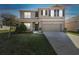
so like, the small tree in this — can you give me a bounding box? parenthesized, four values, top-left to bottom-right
(0, 13, 18, 38)
(15, 24, 20, 33)
(15, 23, 27, 33)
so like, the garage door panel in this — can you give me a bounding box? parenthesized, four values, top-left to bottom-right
(42, 24, 62, 32)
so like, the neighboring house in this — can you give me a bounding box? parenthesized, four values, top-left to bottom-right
(19, 5, 65, 32)
(0, 19, 3, 28)
(65, 16, 79, 32)
(0, 18, 10, 30)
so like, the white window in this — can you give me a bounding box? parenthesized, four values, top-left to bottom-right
(24, 12, 31, 18)
(51, 10, 54, 17)
(24, 23, 31, 30)
(59, 10, 63, 17)
(43, 10, 46, 16)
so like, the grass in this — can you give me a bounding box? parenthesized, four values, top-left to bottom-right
(0, 31, 56, 55)
(66, 31, 79, 35)
(0, 30, 9, 33)
(0, 29, 15, 33)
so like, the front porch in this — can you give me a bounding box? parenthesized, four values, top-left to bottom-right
(24, 22, 40, 32)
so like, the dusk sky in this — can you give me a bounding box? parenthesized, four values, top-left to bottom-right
(0, 4, 79, 19)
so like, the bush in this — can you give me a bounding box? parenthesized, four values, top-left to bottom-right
(64, 28, 67, 32)
(15, 23, 27, 33)
(77, 29, 79, 32)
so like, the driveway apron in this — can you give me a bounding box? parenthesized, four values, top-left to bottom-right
(44, 32, 79, 55)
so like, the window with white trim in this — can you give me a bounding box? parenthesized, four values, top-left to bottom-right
(43, 10, 45, 16)
(59, 10, 63, 17)
(24, 23, 31, 30)
(41, 10, 48, 16)
(24, 12, 31, 18)
(51, 10, 54, 17)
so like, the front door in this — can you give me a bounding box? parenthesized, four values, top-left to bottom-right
(35, 24, 39, 31)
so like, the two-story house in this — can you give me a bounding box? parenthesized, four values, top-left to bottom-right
(19, 5, 65, 32)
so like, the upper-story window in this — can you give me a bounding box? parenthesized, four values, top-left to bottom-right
(24, 12, 31, 18)
(43, 10, 45, 16)
(59, 10, 63, 17)
(41, 10, 47, 16)
(49, 9, 64, 17)
(51, 10, 54, 17)
(35, 12, 38, 17)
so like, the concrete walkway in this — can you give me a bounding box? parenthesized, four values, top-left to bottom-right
(44, 32, 79, 55)
(67, 33, 79, 49)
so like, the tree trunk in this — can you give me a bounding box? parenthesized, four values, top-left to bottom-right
(8, 26, 11, 39)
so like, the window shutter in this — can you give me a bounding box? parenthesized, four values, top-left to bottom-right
(41, 10, 43, 15)
(49, 10, 51, 16)
(45, 10, 47, 15)
(54, 10, 56, 17)
(57, 9, 59, 16)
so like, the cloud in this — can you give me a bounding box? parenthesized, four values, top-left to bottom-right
(65, 14, 76, 20)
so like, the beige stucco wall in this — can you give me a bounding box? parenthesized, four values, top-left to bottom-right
(39, 18, 64, 21)
(19, 19, 39, 23)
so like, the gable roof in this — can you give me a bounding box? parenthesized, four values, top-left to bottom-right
(50, 5, 64, 9)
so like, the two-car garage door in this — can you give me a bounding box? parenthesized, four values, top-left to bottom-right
(42, 23, 63, 32)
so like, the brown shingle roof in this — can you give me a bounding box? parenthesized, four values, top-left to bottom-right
(52, 5, 64, 9)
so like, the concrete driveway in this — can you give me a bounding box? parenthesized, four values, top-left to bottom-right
(43, 32, 79, 55)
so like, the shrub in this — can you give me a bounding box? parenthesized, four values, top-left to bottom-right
(15, 23, 27, 33)
(77, 29, 79, 33)
(64, 28, 67, 32)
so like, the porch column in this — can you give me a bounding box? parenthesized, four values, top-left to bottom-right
(30, 22, 33, 31)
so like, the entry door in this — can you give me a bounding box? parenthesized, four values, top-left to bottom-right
(35, 24, 39, 31)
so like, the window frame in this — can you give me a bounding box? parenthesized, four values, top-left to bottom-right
(51, 10, 54, 17)
(49, 10, 51, 16)
(35, 11, 38, 17)
(41, 10, 43, 15)
(57, 9, 59, 17)
(59, 10, 63, 17)
(43, 10, 46, 16)
(45, 10, 47, 16)
(54, 10, 56, 17)
(24, 12, 31, 18)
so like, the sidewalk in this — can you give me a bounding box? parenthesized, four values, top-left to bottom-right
(67, 33, 79, 48)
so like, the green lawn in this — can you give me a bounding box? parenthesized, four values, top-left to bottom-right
(67, 31, 79, 35)
(0, 31, 56, 55)
(0, 29, 15, 33)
